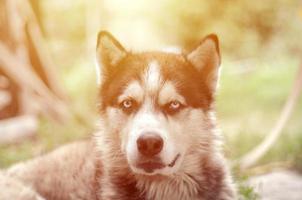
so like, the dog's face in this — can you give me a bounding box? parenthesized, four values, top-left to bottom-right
(96, 32, 221, 176)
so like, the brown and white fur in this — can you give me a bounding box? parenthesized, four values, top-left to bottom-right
(1, 31, 236, 200)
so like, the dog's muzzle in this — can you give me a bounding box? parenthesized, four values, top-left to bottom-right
(135, 132, 164, 172)
(134, 132, 181, 174)
(135, 153, 181, 173)
(136, 132, 163, 157)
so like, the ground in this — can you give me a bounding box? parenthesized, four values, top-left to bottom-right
(248, 170, 302, 200)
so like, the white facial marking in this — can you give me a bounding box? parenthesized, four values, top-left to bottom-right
(144, 61, 161, 92)
(118, 81, 144, 104)
(158, 82, 186, 106)
(126, 109, 178, 175)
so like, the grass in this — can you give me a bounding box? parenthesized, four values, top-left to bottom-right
(0, 61, 98, 168)
(217, 57, 302, 170)
(238, 177, 260, 200)
(217, 57, 302, 199)
(0, 56, 301, 199)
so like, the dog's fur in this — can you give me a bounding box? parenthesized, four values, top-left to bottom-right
(1, 32, 236, 200)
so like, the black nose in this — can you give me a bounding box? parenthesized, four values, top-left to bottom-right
(137, 132, 163, 157)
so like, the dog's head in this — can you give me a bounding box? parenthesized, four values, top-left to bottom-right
(96, 31, 221, 176)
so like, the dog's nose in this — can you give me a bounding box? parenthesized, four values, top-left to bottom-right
(137, 132, 163, 157)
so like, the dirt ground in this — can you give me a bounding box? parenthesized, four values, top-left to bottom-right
(248, 170, 302, 200)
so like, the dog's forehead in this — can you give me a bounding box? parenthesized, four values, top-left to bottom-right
(99, 52, 212, 110)
(118, 69, 187, 107)
(122, 52, 188, 74)
(116, 53, 186, 103)
(143, 60, 162, 92)
(114, 52, 189, 91)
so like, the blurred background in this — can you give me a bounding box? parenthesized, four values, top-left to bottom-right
(0, 0, 302, 199)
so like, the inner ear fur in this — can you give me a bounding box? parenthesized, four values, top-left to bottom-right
(96, 31, 127, 73)
(187, 34, 221, 92)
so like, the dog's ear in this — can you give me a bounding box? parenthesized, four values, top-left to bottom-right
(96, 31, 127, 82)
(187, 34, 221, 92)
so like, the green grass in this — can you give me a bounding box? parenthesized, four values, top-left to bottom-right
(217, 58, 302, 170)
(0, 62, 98, 168)
(238, 177, 260, 200)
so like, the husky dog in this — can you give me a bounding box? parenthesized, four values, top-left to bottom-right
(2, 31, 236, 200)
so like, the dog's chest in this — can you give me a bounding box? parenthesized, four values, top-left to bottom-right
(136, 175, 201, 200)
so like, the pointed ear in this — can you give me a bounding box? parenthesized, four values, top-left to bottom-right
(96, 31, 127, 81)
(187, 34, 221, 92)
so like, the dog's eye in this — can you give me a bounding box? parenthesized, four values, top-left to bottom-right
(120, 99, 136, 113)
(169, 101, 181, 109)
(164, 100, 183, 114)
(121, 99, 133, 108)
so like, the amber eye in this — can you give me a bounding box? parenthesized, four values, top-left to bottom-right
(121, 99, 133, 109)
(119, 99, 138, 114)
(169, 101, 181, 110)
(164, 100, 183, 114)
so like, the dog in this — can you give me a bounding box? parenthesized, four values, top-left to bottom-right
(2, 31, 236, 200)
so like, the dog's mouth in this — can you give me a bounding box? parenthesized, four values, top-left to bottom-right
(136, 161, 165, 173)
(168, 153, 180, 167)
(136, 153, 181, 173)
